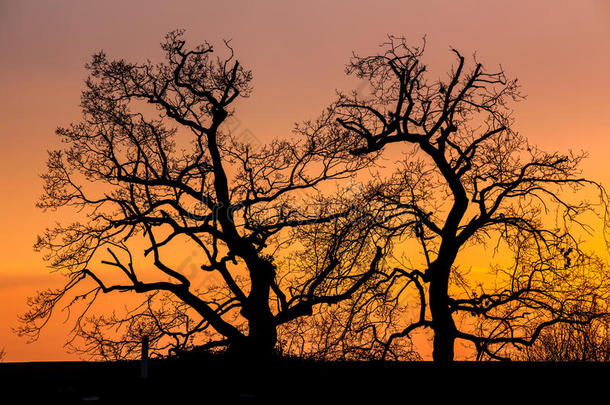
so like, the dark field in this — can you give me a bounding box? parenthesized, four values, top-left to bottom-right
(0, 358, 607, 403)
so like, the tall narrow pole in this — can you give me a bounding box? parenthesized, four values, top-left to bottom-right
(141, 335, 149, 379)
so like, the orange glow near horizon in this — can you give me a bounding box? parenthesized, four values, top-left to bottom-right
(1, 0, 610, 362)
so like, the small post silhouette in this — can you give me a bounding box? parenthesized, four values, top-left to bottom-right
(141, 335, 149, 379)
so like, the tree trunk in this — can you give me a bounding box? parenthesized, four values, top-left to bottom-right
(429, 262, 457, 364)
(233, 259, 278, 361)
(247, 312, 277, 359)
(227, 320, 277, 361)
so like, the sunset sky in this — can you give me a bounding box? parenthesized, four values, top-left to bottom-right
(1, 0, 610, 362)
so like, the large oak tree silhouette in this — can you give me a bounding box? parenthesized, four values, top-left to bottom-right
(329, 36, 610, 363)
(19, 30, 387, 360)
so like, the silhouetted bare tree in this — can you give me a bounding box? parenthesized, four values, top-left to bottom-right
(518, 311, 610, 361)
(330, 36, 610, 362)
(18, 30, 386, 360)
(275, 200, 422, 361)
(273, 180, 427, 361)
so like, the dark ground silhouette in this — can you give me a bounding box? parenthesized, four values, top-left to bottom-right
(0, 357, 607, 403)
